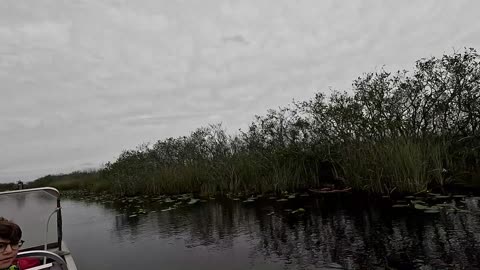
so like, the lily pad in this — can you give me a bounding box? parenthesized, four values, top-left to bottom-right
(414, 204, 429, 210)
(434, 195, 451, 199)
(424, 209, 440, 214)
(188, 198, 200, 205)
(276, 198, 288, 202)
(288, 195, 296, 199)
(292, 208, 306, 214)
(411, 200, 427, 205)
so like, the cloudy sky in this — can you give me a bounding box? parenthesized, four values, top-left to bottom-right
(1, 0, 479, 182)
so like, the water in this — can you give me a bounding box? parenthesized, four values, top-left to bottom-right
(3, 191, 480, 269)
(0, 190, 59, 247)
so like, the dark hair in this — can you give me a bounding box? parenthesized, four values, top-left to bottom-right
(0, 217, 22, 243)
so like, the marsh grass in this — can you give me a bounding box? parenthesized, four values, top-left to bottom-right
(23, 49, 480, 196)
(337, 138, 457, 194)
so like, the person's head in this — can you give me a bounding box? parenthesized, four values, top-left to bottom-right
(0, 217, 23, 269)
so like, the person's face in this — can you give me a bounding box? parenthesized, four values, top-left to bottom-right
(0, 238, 19, 269)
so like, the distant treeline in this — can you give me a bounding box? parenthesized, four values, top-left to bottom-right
(0, 182, 18, 192)
(27, 170, 104, 191)
(25, 49, 480, 196)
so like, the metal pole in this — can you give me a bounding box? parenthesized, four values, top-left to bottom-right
(44, 207, 60, 264)
(57, 198, 63, 250)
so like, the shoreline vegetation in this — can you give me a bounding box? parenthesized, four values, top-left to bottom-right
(4, 49, 480, 198)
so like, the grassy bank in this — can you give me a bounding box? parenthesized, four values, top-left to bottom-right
(21, 49, 480, 196)
(27, 170, 109, 192)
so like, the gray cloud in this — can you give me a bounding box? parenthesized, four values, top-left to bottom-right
(223, 35, 249, 45)
(1, 0, 480, 182)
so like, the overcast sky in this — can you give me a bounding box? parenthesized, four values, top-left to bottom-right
(1, 0, 479, 182)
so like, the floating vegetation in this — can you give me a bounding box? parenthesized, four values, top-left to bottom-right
(276, 198, 288, 202)
(187, 198, 200, 205)
(291, 208, 306, 214)
(414, 203, 429, 210)
(392, 193, 474, 215)
(434, 195, 451, 199)
(243, 198, 255, 203)
(411, 200, 426, 205)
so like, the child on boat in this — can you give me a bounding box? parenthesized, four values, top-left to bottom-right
(0, 217, 39, 270)
(0, 217, 23, 270)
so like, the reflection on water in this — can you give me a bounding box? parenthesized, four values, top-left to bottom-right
(44, 195, 480, 269)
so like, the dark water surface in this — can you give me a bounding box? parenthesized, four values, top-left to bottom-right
(58, 194, 480, 270)
(3, 191, 480, 269)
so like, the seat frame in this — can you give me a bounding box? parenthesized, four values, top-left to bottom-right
(17, 250, 68, 270)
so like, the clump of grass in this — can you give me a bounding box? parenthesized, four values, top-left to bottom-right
(337, 138, 454, 194)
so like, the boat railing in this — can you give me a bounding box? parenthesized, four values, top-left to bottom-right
(17, 250, 68, 270)
(0, 187, 64, 251)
